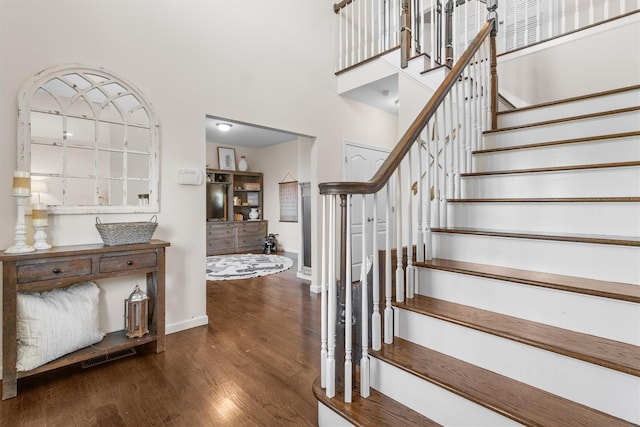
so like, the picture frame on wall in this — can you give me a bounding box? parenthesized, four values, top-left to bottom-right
(218, 147, 237, 171)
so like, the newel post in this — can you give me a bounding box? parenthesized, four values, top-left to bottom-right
(488, 0, 499, 129)
(400, 0, 412, 68)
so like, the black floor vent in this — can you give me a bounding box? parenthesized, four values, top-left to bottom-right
(80, 348, 137, 369)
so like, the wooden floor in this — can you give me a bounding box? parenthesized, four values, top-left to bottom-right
(0, 253, 321, 426)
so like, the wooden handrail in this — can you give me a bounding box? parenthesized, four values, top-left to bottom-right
(319, 18, 496, 196)
(333, 0, 354, 14)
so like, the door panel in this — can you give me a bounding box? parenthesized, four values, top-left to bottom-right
(344, 142, 391, 281)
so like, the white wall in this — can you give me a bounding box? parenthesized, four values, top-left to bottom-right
(0, 0, 398, 371)
(498, 12, 640, 106)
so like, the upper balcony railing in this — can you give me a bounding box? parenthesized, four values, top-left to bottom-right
(334, 0, 640, 72)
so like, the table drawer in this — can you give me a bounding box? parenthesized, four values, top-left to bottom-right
(17, 258, 93, 284)
(99, 252, 157, 273)
(207, 226, 235, 238)
(207, 238, 234, 251)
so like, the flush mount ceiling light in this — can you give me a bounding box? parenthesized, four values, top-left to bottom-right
(216, 123, 233, 132)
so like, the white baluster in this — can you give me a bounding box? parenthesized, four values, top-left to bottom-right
(395, 167, 405, 303)
(430, 0, 435, 68)
(442, 93, 450, 227)
(603, 0, 610, 20)
(326, 195, 336, 398)
(378, 0, 383, 53)
(384, 183, 394, 344)
(451, 78, 458, 199)
(358, 0, 362, 63)
(321, 196, 328, 389)
(589, 0, 595, 26)
(621, 0, 626, 14)
(548, 0, 554, 39)
(454, 77, 462, 198)
(432, 110, 441, 228)
(345, 195, 353, 403)
(535, 0, 541, 43)
(524, 0, 529, 46)
(424, 125, 433, 261)
(574, 0, 580, 31)
(360, 195, 370, 398)
(372, 192, 382, 351)
(462, 66, 472, 175)
(420, 0, 425, 55)
(406, 150, 415, 300)
(416, 137, 425, 264)
(561, 0, 567, 34)
(339, 8, 344, 70)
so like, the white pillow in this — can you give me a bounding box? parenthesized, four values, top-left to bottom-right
(16, 281, 105, 372)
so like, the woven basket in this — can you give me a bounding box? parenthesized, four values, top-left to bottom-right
(96, 216, 158, 246)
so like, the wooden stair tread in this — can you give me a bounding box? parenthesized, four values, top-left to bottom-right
(395, 295, 640, 376)
(414, 258, 640, 302)
(371, 338, 636, 427)
(496, 84, 640, 116)
(312, 376, 441, 427)
(485, 106, 640, 134)
(431, 226, 640, 247)
(448, 197, 640, 203)
(473, 131, 640, 154)
(460, 160, 640, 177)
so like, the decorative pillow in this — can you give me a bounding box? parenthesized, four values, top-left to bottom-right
(16, 281, 105, 372)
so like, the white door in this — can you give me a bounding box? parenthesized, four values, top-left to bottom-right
(343, 142, 391, 281)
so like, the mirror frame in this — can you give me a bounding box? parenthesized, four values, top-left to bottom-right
(17, 64, 160, 214)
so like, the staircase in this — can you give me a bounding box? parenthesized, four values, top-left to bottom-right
(315, 85, 640, 425)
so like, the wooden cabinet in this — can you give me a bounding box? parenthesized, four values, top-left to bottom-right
(0, 240, 169, 400)
(205, 169, 267, 255)
(207, 221, 267, 255)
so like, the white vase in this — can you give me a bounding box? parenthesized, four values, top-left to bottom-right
(238, 156, 248, 171)
(249, 208, 260, 220)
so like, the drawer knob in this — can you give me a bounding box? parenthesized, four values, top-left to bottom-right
(127, 260, 134, 266)
(52, 268, 61, 274)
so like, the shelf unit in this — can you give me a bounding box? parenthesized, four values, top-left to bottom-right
(206, 169, 267, 255)
(206, 169, 263, 222)
(0, 240, 170, 400)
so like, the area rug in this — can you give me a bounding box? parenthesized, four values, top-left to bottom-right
(206, 253, 293, 280)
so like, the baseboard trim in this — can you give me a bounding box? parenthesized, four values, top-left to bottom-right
(166, 315, 209, 335)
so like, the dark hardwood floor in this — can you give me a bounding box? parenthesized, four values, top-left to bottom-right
(0, 253, 321, 426)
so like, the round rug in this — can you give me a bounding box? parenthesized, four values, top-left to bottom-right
(206, 253, 293, 280)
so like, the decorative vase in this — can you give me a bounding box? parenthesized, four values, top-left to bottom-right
(249, 208, 260, 220)
(238, 156, 248, 171)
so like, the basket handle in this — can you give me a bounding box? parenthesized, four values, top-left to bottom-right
(149, 215, 157, 223)
(96, 217, 102, 224)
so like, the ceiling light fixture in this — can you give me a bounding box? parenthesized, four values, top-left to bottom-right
(216, 123, 233, 132)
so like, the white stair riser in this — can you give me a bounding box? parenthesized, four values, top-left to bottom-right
(498, 89, 640, 127)
(432, 232, 640, 284)
(370, 357, 522, 426)
(415, 268, 640, 345)
(484, 110, 640, 149)
(473, 135, 640, 172)
(318, 403, 354, 427)
(448, 202, 640, 237)
(395, 309, 640, 424)
(461, 167, 640, 198)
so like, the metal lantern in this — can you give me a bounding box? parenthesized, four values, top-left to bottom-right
(124, 285, 149, 338)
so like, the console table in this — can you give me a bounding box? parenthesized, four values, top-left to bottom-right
(0, 239, 170, 400)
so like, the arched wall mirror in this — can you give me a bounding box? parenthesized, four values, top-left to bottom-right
(17, 64, 159, 214)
